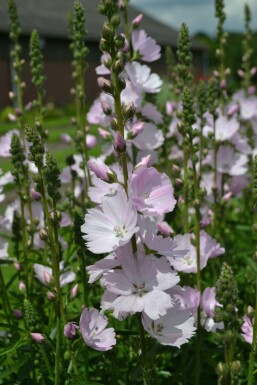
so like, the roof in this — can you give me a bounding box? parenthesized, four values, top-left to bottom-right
(0, 0, 205, 50)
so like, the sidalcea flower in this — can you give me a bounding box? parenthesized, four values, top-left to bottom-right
(142, 300, 196, 347)
(132, 122, 164, 150)
(167, 231, 224, 273)
(132, 29, 161, 62)
(103, 246, 179, 320)
(64, 322, 79, 339)
(88, 173, 120, 204)
(79, 307, 116, 351)
(125, 62, 162, 94)
(129, 166, 176, 216)
(81, 187, 139, 254)
(203, 114, 239, 142)
(201, 287, 224, 332)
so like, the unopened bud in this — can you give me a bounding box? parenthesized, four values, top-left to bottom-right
(13, 309, 23, 318)
(172, 164, 180, 174)
(216, 362, 227, 376)
(123, 102, 135, 120)
(114, 132, 126, 153)
(132, 14, 143, 28)
(30, 188, 41, 201)
(43, 270, 53, 285)
(30, 332, 45, 344)
(110, 14, 120, 28)
(231, 361, 241, 375)
(237, 69, 245, 78)
(71, 284, 78, 298)
(39, 228, 48, 240)
(110, 116, 119, 131)
(19, 281, 26, 292)
(64, 322, 78, 339)
(97, 77, 112, 94)
(175, 178, 183, 187)
(250, 67, 257, 76)
(100, 99, 112, 115)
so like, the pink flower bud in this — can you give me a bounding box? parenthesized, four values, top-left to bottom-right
(15, 108, 22, 117)
(44, 270, 53, 284)
(8, 113, 16, 122)
(248, 86, 256, 95)
(220, 79, 226, 89)
(100, 99, 112, 115)
(114, 132, 126, 152)
(30, 188, 41, 201)
(14, 262, 21, 270)
(228, 104, 239, 116)
(30, 332, 45, 344)
(166, 101, 175, 116)
(98, 127, 111, 139)
(118, 0, 125, 9)
(237, 69, 245, 78)
(61, 134, 72, 143)
(222, 191, 232, 202)
(19, 281, 26, 292)
(86, 134, 97, 149)
(9, 91, 15, 100)
(71, 117, 77, 125)
(47, 291, 55, 301)
(250, 67, 257, 76)
(121, 34, 129, 53)
(13, 309, 23, 318)
(88, 159, 113, 182)
(25, 101, 33, 111)
(64, 322, 78, 339)
(213, 70, 220, 77)
(132, 14, 143, 27)
(71, 284, 78, 298)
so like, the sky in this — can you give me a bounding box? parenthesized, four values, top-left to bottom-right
(130, 0, 257, 36)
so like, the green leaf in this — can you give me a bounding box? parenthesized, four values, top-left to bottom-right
(0, 357, 28, 379)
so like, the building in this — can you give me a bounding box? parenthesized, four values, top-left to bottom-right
(0, 0, 207, 108)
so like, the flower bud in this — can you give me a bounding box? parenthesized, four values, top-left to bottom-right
(237, 69, 245, 78)
(114, 132, 126, 153)
(9, 91, 15, 100)
(175, 178, 183, 186)
(111, 117, 119, 131)
(231, 361, 241, 375)
(102, 22, 112, 40)
(132, 14, 143, 28)
(88, 159, 114, 182)
(123, 102, 135, 121)
(43, 270, 53, 285)
(172, 164, 180, 174)
(110, 14, 120, 28)
(100, 99, 112, 115)
(71, 284, 78, 298)
(250, 67, 257, 76)
(30, 188, 41, 201)
(98, 127, 111, 139)
(8, 113, 16, 122)
(39, 228, 48, 240)
(135, 154, 151, 168)
(118, 0, 125, 9)
(13, 309, 23, 318)
(61, 134, 72, 144)
(248, 86, 256, 95)
(47, 291, 55, 301)
(14, 262, 21, 271)
(97, 77, 112, 94)
(216, 362, 227, 376)
(113, 59, 124, 74)
(227, 104, 239, 116)
(19, 281, 26, 292)
(30, 332, 45, 344)
(64, 322, 78, 339)
(115, 34, 125, 50)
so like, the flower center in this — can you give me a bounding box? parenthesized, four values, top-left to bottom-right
(155, 323, 164, 335)
(113, 225, 127, 239)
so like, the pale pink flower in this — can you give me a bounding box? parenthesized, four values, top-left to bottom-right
(201, 287, 224, 332)
(95, 53, 111, 76)
(61, 134, 72, 143)
(0, 130, 19, 157)
(0, 238, 9, 260)
(140, 103, 163, 124)
(176, 286, 200, 314)
(30, 188, 41, 201)
(239, 96, 257, 120)
(81, 187, 139, 254)
(157, 222, 174, 237)
(125, 62, 162, 94)
(88, 174, 119, 204)
(132, 122, 164, 150)
(216, 146, 248, 176)
(241, 315, 254, 344)
(86, 254, 120, 284)
(71, 284, 79, 298)
(203, 114, 239, 142)
(132, 29, 161, 62)
(86, 134, 97, 149)
(129, 166, 176, 216)
(142, 299, 196, 347)
(80, 307, 116, 351)
(104, 247, 179, 320)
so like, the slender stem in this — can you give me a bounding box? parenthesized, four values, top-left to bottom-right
(137, 315, 150, 385)
(183, 145, 189, 233)
(247, 279, 257, 385)
(0, 267, 13, 321)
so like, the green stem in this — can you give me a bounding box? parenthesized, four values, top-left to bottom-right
(137, 315, 150, 385)
(183, 144, 189, 233)
(0, 267, 13, 321)
(247, 279, 257, 385)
